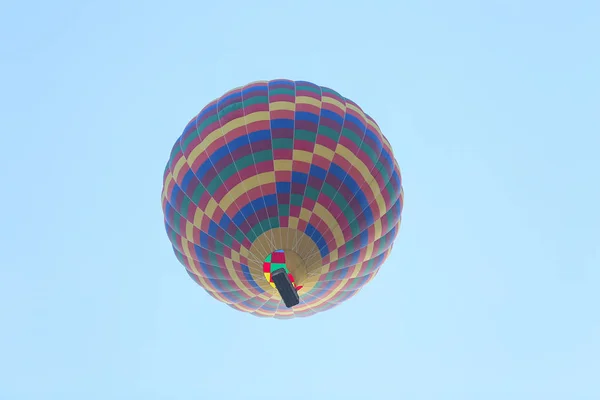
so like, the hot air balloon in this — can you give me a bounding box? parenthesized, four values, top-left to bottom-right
(161, 79, 403, 318)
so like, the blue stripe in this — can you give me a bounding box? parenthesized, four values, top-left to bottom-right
(329, 163, 347, 183)
(242, 85, 267, 96)
(218, 91, 241, 106)
(199, 232, 212, 249)
(292, 171, 308, 184)
(248, 129, 271, 143)
(207, 144, 230, 166)
(295, 111, 319, 124)
(229, 134, 250, 152)
(180, 170, 195, 192)
(305, 223, 329, 257)
(241, 264, 264, 292)
(230, 194, 278, 228)
(320, 108, 344, 126)
(345, 113, 366, 134)
(269, 79, 294, 87)
(208, 220, 219, 238)
(196, 158, 213, 179)
(217, 215, 230, 231)
(271, 119, 294, 129)
(276, 182, 291, 193)
(309, 165, 327, 180)
(365, 128, 383, 152)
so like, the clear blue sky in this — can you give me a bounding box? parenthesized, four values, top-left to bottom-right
(1, 1, 599, 398)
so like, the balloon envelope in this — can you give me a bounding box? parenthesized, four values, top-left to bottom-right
(161, 79, 403, 318)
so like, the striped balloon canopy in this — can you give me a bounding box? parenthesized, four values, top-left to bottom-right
(161, 79, 404, 318)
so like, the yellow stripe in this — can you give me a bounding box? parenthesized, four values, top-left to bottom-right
(299, 208, 312, 223)
(231, 302, 255, 313)
(185, 221, 195, 242)
(254, 307, 277, 317)
(328, 248, 339, 264)
(204, 198, 219, 219)
(292, 149, 313, 164)
(322, 96, 345, 111)
(335, 144, 386, 218)
(162, 173, 174, 199)
(172, 156, 187, 181)
(193, 207, 204, 228)
(312, 203, 344, 249)
(348, 260, 366, 280)
(224, 258, 256, 298)
(382, 135, 392, 150)
(274, 160, 293, 171)
(184, 223, 254, 297)
(220, 115, 247, 135)
(367, 119, 384, 141)
(296, 96, 321, 107)
(278, 309, 294, 317)
(244, 110, 270, 124)
(307, 277, 353, 308)
(313, 143, 335, 161)
(346, 102, 365, 120)
(269, 101, 295, 111)
(189, 208, 247, 266)
(366, 116, 379, 131)
(181, 237, 230, 304)
(361, 243, 375, 268)
(293, 280, 349, 312)
(186, 111, 270, 167)
(219, 171, 276, 211)
(373, 219, 383, 240)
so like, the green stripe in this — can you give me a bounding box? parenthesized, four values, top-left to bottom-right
(213, 240, 225, 256)
(305, 186, 319, 201)
(340, 127, 363, 148)
(294, 130, 316, 142)
(247, 217, 280, 243)
(180, 196, 191, 219)
(344, 238, 355, 255)
(364, 257, 378, 275)
(321, 87, 343, 98)
(218, 102, 243, 119)
(223, 232, 234, 248)
(194, 114, 219, 141)
(243, 95, 268, 107)
(320, 182, 359, 237)
(172, 210, 181, 233)
(170, 229, 179, 244)
(291, 194, 303, 207)
(207, 164, 237, 194)
(254, 149, 273, 164)
(296, 84, 321, 95)
(360, 139, 380, 166)
(174, 248, 186, 264)
(234, 230, 245, 244)
(278, 204, 290, 216)
(269, 88, 295, 96)
(273, 138, 293, 149)
(235, 154, 257, 171)
(317, 125, 342, 143)
(191, 183, 205, 204)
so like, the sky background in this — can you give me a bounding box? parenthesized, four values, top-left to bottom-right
(1, 0, 599, 399)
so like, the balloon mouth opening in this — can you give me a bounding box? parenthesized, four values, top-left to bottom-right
(263, 249, 303, 291)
